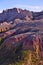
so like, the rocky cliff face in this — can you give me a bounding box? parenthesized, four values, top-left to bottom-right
(0, 8, 43, 23)
(0, 8, 33, 22)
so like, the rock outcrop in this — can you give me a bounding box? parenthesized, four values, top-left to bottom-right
(0, 8, 33, 22)
(0, 8, 43, 23)
(33, 11, 43, 20)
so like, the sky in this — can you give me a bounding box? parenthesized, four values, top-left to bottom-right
(0, 0, 43, 12)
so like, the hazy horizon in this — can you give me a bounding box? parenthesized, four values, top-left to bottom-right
(0, 0, 43, 12)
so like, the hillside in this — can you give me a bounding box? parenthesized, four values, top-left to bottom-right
(0, 8, 43, 65)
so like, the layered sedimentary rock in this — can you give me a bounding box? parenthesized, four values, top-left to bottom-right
(0, 8, 43, 65)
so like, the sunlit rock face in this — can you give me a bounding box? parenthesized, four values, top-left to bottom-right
(0, 22, 11, 32)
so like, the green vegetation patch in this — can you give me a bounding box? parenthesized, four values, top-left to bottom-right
(0, 37, 4, 45)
